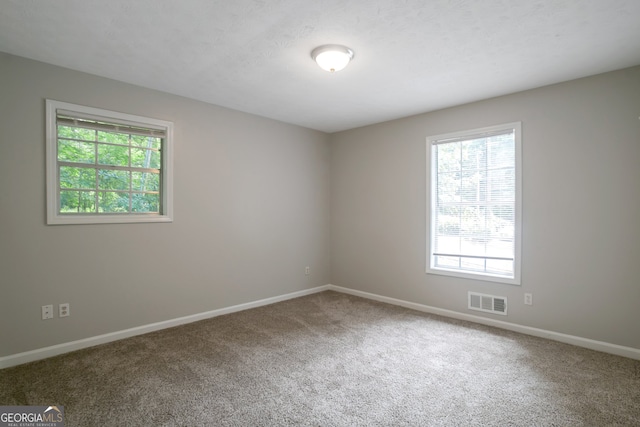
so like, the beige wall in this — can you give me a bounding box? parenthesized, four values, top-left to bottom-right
(0, 53, 331, 357)
(330, 66, 640, 349)
(2, 52, 639, 359)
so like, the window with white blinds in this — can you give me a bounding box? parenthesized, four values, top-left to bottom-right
(427, 122, 521, 285)
(46, 100, 174, 225)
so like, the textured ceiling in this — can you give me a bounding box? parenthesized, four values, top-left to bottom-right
(1, 0, 639, 133)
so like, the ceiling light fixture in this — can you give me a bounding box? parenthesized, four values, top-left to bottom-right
(311, 45, 354, 73)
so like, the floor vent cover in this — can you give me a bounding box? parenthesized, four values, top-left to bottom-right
(468, 292, 507, 315)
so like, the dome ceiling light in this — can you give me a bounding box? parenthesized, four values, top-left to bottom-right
(311, 45, 354, 73)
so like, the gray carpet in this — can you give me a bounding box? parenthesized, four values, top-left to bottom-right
(1, 291, 639, 426)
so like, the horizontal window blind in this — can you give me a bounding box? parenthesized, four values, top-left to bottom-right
(57, 116, 166, 138)
(428, 122, 521, 284)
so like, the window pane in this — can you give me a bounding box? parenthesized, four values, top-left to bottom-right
(492, 205, 515, 240)
(58, 140, 95, 164)
(98, 191, 130, 213)
(486, 239, 514, 259)
(97, 131, 129, 145)
(60, 166, 96, 189)
(462, 138, 487, 171)
(131, 135, 161, 149)
(132, 171, 160, 192)
(461, 237, 487, 257)
(435, 255, 460, 269)
(149, 150, 161, 169)
(98, 144, 129, 166)
(460, 206, 488, 241)
(60, 190, 96, 213)
(486, 259, 513, 276)
(436, 143, 461, 172)
(132, 193, 159, 213)
(460, 169, 487, 202)
(488, 135, 515, 168)
(435, 235, 460, 255)
(436, 205, 460, 236)
(98, 169, 130, 191)
(461, 257, 485, 272)
(437, 171, 460, 203)
(131, 148, 150, 168)
(488, 168, 515, 202)
(130, 135, 146, 147)
(58, 125, 95, 141)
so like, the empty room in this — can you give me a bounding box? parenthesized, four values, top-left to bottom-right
(1, 1, 639, 426)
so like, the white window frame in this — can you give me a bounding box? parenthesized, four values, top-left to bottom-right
(427, 122, 522, 285)
(46, 100, 174, 225)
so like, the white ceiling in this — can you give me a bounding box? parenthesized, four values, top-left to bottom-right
(1, 0, 639, 133)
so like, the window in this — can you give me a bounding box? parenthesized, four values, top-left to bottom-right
(427, 122, 521, 285)
(46, 100, 173, 225)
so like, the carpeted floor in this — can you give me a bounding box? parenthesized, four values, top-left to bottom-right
(1, 291, 639, 426)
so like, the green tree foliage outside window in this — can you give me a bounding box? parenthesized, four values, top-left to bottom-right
(57, 124, 162, 214)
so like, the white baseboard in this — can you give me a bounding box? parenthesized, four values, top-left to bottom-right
(0, 285, 331, 369)
(327, 284, 640, 361)
(2, 283, 638, 369)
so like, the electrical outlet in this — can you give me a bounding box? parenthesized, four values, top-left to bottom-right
(305, 266, 310, 275)
(59, 303, 70, 317)
(42, 305, 54, 320)
(524, 293, 533, 306)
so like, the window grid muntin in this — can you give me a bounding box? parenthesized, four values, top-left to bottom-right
(428, 123, 521, 284)
(56, 120, 163, 215)
(433, 133, 515, 275)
